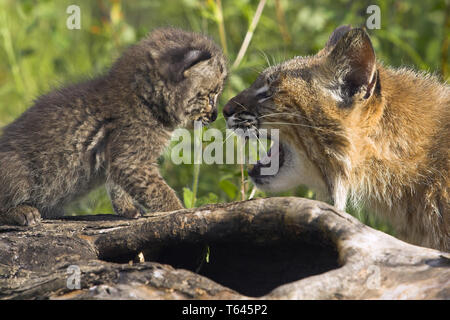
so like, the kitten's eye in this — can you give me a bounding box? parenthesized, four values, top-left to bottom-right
(209, 96, 215, 106)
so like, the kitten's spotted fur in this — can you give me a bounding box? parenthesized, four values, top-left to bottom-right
(0, 28, 227, 225)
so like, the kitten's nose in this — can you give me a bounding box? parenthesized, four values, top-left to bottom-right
(211, 108, 218, 122)
(223, 100, 236, 118)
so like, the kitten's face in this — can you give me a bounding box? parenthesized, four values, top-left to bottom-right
(144, 28, 227, 128)
(181, 55, 227, 126)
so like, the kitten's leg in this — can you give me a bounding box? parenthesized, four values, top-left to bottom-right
(106, 181, 144, 218)
(40, 206, 66, 219)
(0, 205, 41, 226)
(0, 151, 41, 226)
(109, 164, 183, 213)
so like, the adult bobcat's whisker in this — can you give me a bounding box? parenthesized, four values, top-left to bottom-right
(222, 131, 236, 145)
(259, 120, 347, 137)
(258, 50, 272, 68)
(233, 101, 248, 111)
(252, 126, 268, 154)
(218, 118, 247, 131)
(257, 112, 306, 120)
(259, 121, 326, 131)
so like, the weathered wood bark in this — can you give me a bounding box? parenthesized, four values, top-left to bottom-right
(0, 197, 449, 299)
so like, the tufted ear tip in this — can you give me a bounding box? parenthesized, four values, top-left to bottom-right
(161, 47, 212, 82)
(327, 27, 377, 101)
(325, 25, 353, 49)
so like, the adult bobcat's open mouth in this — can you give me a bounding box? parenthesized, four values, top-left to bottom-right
(248, 141, 286, 184)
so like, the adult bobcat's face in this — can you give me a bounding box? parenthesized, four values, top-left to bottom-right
(223, 26, 379, 201)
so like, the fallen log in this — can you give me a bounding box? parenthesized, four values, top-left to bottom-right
(0, 197, 448, 299)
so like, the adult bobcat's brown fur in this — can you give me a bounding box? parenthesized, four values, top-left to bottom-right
(223, 26, 449, 251)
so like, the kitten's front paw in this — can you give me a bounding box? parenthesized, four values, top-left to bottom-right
(119, 208, 143, 219)
(0, 205, 42, 226)
(150, 198, 184, 213)
(113, 204, 144, 219)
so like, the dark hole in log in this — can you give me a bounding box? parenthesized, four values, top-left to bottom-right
(101, 235, 340, 297)
(203, 242, 339, 297)
(158, 240, 339, 297)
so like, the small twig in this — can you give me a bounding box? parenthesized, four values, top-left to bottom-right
(0, 12, 25, 95)
(214, 0, 228, 55)
(441, 0, 449, 80)
(232, 0, 267, 70)
(275, 0, 291, 45)
(240, 167, 245, 200)
(248, 186, 257, 200)
(192, 124, 203, 207)
(238, 139, 246, 201)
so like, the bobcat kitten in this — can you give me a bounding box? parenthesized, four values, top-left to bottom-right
(0, 28, 227, 225)
(223, 26, 449, 251)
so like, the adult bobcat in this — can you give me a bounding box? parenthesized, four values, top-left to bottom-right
(223, 25, 449, 251)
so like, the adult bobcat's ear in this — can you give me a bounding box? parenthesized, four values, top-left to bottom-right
(327, 28, 377, 103)
(162, 47, 212, 82)
(325, 25, 353, 49)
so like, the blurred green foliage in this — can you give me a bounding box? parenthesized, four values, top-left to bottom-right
(0, 0, 448, 235)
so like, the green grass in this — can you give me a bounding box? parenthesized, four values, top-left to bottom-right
(1, 0, 448, 236)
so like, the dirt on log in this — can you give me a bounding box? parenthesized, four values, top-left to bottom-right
(0, 197, 449, 299)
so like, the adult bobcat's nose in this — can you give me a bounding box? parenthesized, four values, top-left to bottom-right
(223, 99, 239, 118)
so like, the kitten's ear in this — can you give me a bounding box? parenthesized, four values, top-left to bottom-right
(162, 48, 212, 82)
(327, 28, 377, 102)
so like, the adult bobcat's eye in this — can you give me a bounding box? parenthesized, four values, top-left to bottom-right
(256, 91, 271, 101)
